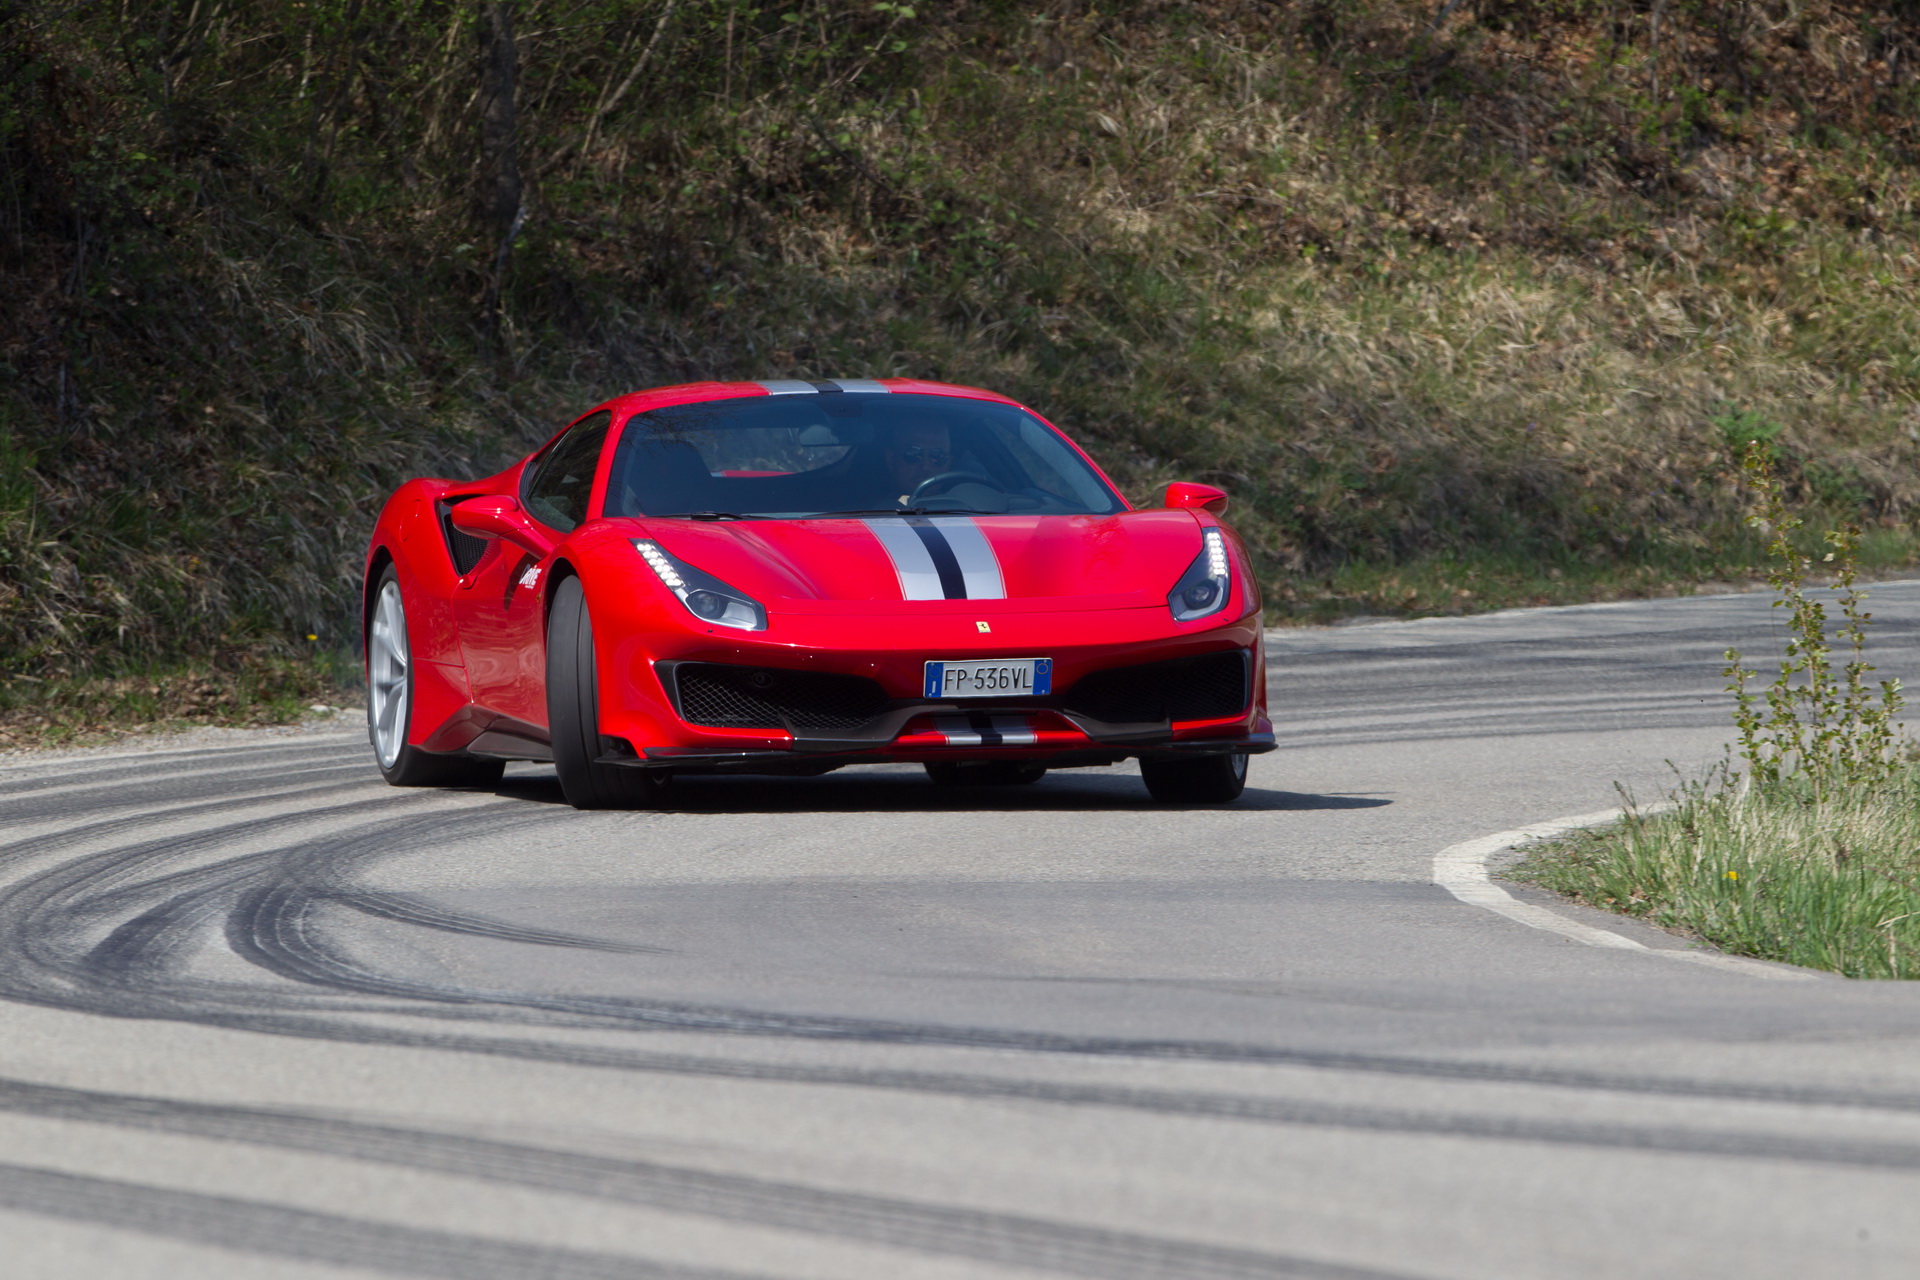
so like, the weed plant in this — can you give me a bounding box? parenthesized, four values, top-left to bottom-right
(1724, 442, 1905, 798)
(1515, 439, 1918, 977)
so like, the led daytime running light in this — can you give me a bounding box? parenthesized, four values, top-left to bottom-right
(630, 538, 767, 632)
(1167, 527, 1234, 623)
(1205, 528, 1228, 577)
(634, 540, 685, 589)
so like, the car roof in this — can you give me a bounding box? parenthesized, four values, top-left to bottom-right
(586, 378, 1025, 424)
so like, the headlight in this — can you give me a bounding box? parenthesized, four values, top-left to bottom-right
(1168, 527, 1232, 622)
(631, 539, 768, 631)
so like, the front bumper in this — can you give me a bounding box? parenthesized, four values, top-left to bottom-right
(592, 595, 1272, 774)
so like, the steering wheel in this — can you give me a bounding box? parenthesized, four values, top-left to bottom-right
(909, 470, 1000, 505)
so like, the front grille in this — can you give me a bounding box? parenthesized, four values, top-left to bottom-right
(437, 499, 490, 575)
(1063, 650, 1249, 725)
(674, 663, 889, 730)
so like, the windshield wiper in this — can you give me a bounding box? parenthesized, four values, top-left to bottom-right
(679, 511, 748, 521)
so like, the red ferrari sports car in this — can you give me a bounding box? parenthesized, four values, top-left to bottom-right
(362, 378, 1273, 808)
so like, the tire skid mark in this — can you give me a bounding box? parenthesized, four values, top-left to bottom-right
(172, 815, 1920, 1101)
(338, 889, 672, 955)
(135, 840, 1920, 1152)
(0, 735, 360, 778)
(0, 759, 375, 825)
(303, 1010, 1920, 1120)
(231, 877, 495, 1004)
(0, 775, 398, 872)
(0, 1163, 769, 1280)
(228, 829, 1030, 1036)
(1270, 717, 1722, 752)
(84, 885, 241, 985)
(0, 743, 367, 801)
(8, 804, 591, 1024)
(0, 731, 361, 768)
(234, 873, 860, 1030)
(0, 794, 459, 1008)
(73, 1000, 1920, 1175)
(7, 793, 434, 937)
(0, 759, 372, 821)
(0, 1076, 1414, 1280)
(83, 805, 549, 1005)
(27, 796, 1920, 1118)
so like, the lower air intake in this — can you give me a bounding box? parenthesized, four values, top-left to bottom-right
(1063, 650, 1250, 725)
(674, 664, 889, 731)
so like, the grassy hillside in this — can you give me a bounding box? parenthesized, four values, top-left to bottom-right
(7, 1, 1920, 734)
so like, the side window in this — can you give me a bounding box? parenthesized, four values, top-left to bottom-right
(522, 411, 612, 532)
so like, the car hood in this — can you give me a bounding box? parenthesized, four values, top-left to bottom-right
(615, 511, 1207, 613)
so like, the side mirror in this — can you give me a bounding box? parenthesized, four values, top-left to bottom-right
(448, 495, 556, 561)
(1163, 481, 1229, 515)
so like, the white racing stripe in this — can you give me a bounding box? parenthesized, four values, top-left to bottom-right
(866, 519, 946, 600)
(866, 517, 1006, 601)
(754, 379, 892, 395)
(927, 517, 1006, 600)
(928, 715, 1038, 746)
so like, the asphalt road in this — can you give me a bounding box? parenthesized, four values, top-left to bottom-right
(8, 584, 1920, 1279)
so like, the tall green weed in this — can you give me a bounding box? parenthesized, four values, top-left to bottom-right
(1519, 428, 1918, 978)
(1724, 441, 1905, 799)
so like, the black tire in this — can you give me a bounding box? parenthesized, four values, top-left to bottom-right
(547, 575, 672, 810)
(924, 761, 1048, 787)
(1139, 751, 1248, 804)
(365, 565, 505, 789)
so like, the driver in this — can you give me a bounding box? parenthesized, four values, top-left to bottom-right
(880, 422, 952, 507)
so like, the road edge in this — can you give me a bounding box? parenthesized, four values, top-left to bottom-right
(0, 720, 366, 770)
(1433, 808, 1820, 982)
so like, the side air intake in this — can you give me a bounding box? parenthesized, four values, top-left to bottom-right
(437, 498, 491, 575)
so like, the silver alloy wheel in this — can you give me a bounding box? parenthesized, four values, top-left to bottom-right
(367, 579, 410, 769)
(1229, 751, 1249, 781)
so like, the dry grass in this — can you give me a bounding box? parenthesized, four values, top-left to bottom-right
(0, 655, 357, 750)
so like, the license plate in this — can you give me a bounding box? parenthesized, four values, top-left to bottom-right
(924, 657, 1052, 699)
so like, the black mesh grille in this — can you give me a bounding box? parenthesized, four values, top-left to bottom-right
(674, 664, 889, 730)
(437, 499, 490, 575)
(1063, 650, 1249, 725)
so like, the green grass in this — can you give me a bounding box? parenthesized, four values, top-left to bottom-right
(1511, 770, 1920, 980)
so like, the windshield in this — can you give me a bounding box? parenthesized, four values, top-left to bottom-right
(603, 393, 1125, 519)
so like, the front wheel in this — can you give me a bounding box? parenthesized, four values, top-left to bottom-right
(547, 575, 672, 810)
(366, 567, 505, 789)
(1139, 751, 1248, 805)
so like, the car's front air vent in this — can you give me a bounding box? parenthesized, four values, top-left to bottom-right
(1064, 650, 1249, 724)
(674, 664, 889, 731)
(436, 498, 490, 575)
